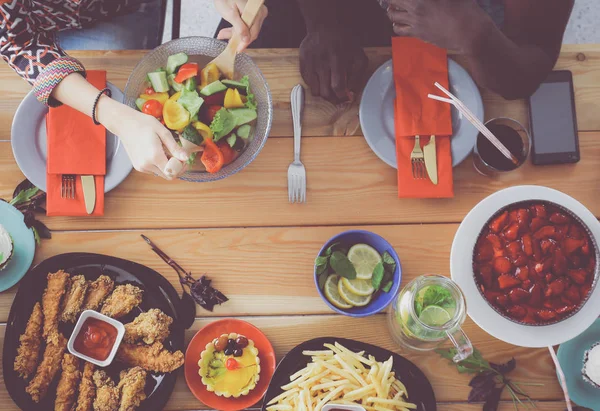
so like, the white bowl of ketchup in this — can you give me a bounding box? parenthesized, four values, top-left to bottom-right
(67, 310, 125, 367)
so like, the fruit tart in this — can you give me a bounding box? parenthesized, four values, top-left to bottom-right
(198, 333, 260, 398)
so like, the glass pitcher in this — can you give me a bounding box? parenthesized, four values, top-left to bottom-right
(388, 274, 473, 362)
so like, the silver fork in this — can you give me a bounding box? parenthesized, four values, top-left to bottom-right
(288, 84, 306, 203)
(410, 135, 426, 179)
(61, 174, 75, 199)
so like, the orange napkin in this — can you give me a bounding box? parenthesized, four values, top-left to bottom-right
(392, 37, 453, 198)
(46, 71, 106, 216)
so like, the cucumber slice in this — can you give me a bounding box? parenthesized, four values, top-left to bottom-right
(166, 52, 188, 74)
(236, 124, 251, 139)
(221, 79, 248, 94)
(135, 98, 146, 111)
(229, 108, 257, 127)
(184, 77, 197, 92)
(226, 133, 237, 148)
(168, 74, 183, 92)
(148, 71, 169, 93)
(200, 80, 227, 97)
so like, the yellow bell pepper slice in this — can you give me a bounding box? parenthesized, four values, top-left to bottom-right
(224, 88, 245, 109)
(163, 100, 190, 131)
(200, 63, 220, 89)
(192, 121, 214, 143)
(140, 92, 169, 105)
(169, 91, 182, 101)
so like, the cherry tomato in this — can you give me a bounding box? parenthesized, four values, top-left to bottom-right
(217, 141, 237, 165)
(142, 99, 163, 118)
(144, 86, 156, 95)
(226, 358, 239, 370)
(203, 91, 226, 106)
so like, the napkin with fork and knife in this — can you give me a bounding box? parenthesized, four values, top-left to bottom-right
(392, 37, 454, 198)
(46, 70, 106, 216)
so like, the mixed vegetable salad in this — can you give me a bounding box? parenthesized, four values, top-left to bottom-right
(136, 52, 258, 173)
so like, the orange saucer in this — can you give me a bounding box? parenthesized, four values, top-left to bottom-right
(184, 318, 276, 411)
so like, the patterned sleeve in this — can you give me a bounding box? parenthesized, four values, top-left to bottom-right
(0, 0, 86, 106)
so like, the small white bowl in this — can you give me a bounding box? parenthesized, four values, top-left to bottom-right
(67, 310, 125, 367)
(322, 405, 366, 411)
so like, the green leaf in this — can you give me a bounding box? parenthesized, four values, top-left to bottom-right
(381, 280, 393, 293)
(371, 261, 385, 290)
(415, 299, 424, 317)
(436, 347, 491, 374)
(326, 242, 347, 256)
(31, 226, 41, 245)
(329, 251, 356, 279)
(318, 272, 329, 290)
(315, 256, 329, 266)
(382, 251, 396, 271)
(186, 151, 198, 166)
(10, 187, 39, 206)
(423, 285, 455, 309)
(240, 75, 257, 110)
(316, 263, 328, 275)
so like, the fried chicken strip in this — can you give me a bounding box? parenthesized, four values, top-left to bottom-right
(124, 309, 173, 345)
(116, 342, 184, 373)
(82, 275, 115, 311)
(55, 354, 81, 411)
(93, 370, 120, 411)
(14, 302, 43, 379)
(26, 333, 68, 402)
(118, 367, 147, 411)
(101, 284, 143, 318)
(42, 270, 70, 342)
(75, 362, 96, 411)
(60, 275, 88, 323)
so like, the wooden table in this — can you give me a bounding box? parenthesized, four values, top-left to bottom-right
(1, 45, 599, 410)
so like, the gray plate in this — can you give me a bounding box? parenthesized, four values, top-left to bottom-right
(11, 82, 132, 192)
(359, 59, 484, 168)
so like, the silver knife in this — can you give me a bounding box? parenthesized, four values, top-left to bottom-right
(423, 135, 438, 185)
(81, 176, 96, 214)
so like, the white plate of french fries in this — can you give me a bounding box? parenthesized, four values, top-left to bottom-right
(262, 338, 436, 411)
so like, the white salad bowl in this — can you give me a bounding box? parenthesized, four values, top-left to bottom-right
(450, 185, 600, 348)
(124, 36, 273, 182)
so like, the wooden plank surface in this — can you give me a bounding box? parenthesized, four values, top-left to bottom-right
(0, 315, 563, 409)
(2, 131, 600, 230)
(1, 45, 600, 143)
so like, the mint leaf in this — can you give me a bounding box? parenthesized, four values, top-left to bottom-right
(382, 251, 396, 272)
(371, 262, 384, 290)
(326, 242, 348, 256)
(415, 299, 424, 317)
(330, 251, 356, 279)
(381, 280, 393, 293)
(423, 285, 454, 309)
(315, 256, 329, 266)
(10, 187, 39, 206)
(318, 272, 329, 290)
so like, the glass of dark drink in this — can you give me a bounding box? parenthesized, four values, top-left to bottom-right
(472, 117, 530, 176)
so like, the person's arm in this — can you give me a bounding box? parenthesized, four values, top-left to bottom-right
(0, 1, 187, 179)
(296, 0, 368, 102)
(386, 0, 573, 100)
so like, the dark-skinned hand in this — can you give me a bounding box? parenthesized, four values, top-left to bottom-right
(386, 0, 492, 53)
(299, 27, 368, 104)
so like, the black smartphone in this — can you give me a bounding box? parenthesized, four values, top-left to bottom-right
(528, 70, 580, 165)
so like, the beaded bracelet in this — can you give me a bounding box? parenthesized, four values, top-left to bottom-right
(92, 88, 112, 125)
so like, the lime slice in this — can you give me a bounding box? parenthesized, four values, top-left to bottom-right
(341, 278, 374, 297)
(338, 278, 372, 307)
(419, 305, 452, 326)
(347, 244, 382, 280)
(324, 275, 353, 309)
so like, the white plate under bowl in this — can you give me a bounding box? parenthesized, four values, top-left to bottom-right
(11, 82, 133, 192)
(450, 185, 600, 348)
(359, 58, 483, 168)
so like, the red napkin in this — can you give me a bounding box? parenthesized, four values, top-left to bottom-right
(392, 37, 454, 198)
(46, 71, 106, 216)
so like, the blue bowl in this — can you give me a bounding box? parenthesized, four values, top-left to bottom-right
(314, 230, 402, 317)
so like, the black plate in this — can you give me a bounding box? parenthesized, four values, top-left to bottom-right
(262, 337, 437, 411)
(3, 253, 188, 411)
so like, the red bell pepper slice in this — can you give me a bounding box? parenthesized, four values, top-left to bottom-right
(174, 63, 199, 83)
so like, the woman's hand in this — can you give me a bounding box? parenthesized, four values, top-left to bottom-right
(97, 98, 188, 180)
(214, 0, 268, 52)
(386, 0, 491, 54)
(299, 28, 368, 104)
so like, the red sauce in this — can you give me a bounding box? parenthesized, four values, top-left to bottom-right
(73, 317, 118, 361)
